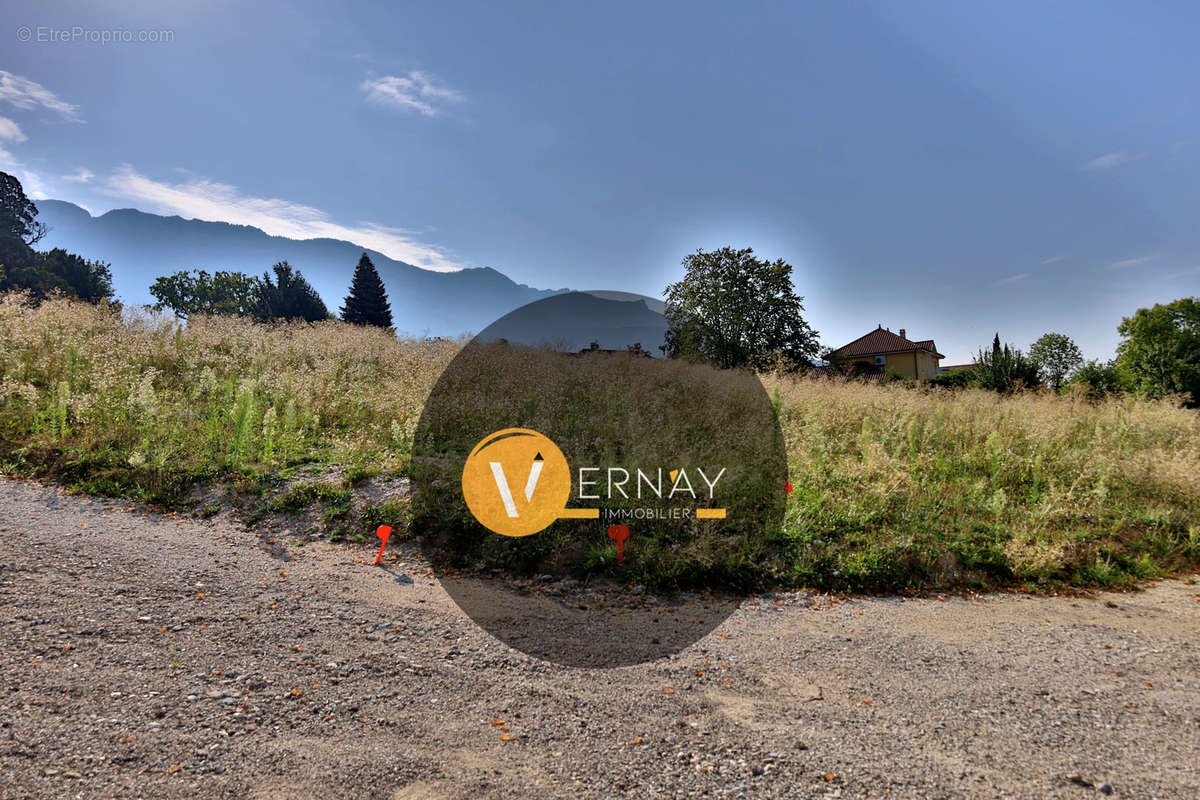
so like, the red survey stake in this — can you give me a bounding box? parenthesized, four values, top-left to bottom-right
(607, 524, 630, 563)
(374, 525, 392, 565)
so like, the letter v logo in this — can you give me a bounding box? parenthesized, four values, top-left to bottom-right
(462, 429, 570, 537)
(489, 452, 544, 518)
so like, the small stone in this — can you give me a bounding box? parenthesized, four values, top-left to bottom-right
(1098, 783, 1113, 795)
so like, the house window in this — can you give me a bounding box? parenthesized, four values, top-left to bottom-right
(874, 355, 886, 366)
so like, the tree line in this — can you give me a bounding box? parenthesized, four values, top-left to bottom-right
(0, 170, 394, 329)
(0, 172, 114, 302)
(922, 304, 1200, 406)
(148, 252, 393, 329)
(663, 246, 1200, 406)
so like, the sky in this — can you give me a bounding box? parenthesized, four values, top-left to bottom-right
(2, 0, 1198, 363)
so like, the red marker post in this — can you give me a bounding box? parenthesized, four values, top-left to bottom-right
(374, 525, 392, 565)
(607, 524, 630, 563)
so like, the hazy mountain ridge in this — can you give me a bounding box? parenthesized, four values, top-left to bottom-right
(34, 199, 567, 337)
(475, 291, 669, 354)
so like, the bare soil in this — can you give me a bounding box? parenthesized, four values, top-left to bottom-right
(1, 478, 1197, 799)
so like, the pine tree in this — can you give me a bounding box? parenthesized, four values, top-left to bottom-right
(340, 253, 393, 328)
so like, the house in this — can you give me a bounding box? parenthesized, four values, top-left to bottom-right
(938, 362, 978, 374)
(828, 325, 945, 380)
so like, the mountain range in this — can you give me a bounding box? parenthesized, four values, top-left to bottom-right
(34, 200, 568, 337)
(475, 291, 668, 354)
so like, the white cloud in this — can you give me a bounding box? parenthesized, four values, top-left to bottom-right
(1083, 150, 1145, 171)
(61, 167, 95, 183)
(0, 71, 81, 120)
(361, 71, 463, 117)
(0, 137, 50, 198)
(1109, 254, 1154, 269)
(993, 273, 1029, 287)
(1040, 255, 1063, 265)
(0, 116, 27, 142)
(101, 165, 462, 271)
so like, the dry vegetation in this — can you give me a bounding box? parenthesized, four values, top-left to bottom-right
(2, 294, 1197, 591)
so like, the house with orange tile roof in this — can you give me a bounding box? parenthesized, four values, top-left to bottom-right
(827, 325, 945, 380)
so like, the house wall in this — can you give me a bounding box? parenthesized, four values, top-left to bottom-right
(845, 351, 941, 379)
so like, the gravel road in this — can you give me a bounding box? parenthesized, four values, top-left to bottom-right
(1, 477, 1197, 799)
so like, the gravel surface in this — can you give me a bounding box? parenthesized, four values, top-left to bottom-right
(1, 477, 1198, 799)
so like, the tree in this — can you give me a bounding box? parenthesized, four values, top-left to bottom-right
(971, 333, 1041, 392)
(0, 171, 113, 304)
(256, 261, 329, 322)
(1115, 297, 1200, 405)
(0, 171, 46, 246)
(150, 269, 261, 319)
(1029, 332, 1083, 390)
(662, 247, 819, 370)
(32, 249, 113, 303)
(1, 250, 114, 304)
(339, 253, 393, 328)
(1069, 359, 1126, 398)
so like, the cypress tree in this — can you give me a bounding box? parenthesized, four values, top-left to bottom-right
(340, 253, 393, 328)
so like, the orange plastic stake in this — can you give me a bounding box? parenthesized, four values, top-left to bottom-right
(607, 524, 630, 563)
(785, 480, 793, 493)
(374, 525, 392, 565)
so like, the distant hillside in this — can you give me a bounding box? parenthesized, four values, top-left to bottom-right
(35, 200, 566, 337)
(475, 291, 668, 354)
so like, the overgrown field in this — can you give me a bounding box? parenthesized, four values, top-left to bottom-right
(2, 295, 1197, 591)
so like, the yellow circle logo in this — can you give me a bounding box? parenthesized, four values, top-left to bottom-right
(461, 428, 571, 537)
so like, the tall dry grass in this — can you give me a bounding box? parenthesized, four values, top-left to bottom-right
(0, 294, 456, 495)
(766, 375, 1199, 588)
(1, 294, 1196, 590)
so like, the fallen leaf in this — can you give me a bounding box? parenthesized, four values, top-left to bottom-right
(499, 733, 512, 741)
(663, 687, 675, 694)
(863, 699, 872, 706)
(633, 737, 643, 744)
(167, 764, 180, 774)
(823, 773, 837, 782)
(492, 718, 506, 726)
(289, 689, 304, 697)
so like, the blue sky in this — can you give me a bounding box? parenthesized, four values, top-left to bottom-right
(2, 0, 1198, 362)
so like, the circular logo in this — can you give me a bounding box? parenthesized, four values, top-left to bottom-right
(411, 290, 786, 667)
(461, 428, 571, 537)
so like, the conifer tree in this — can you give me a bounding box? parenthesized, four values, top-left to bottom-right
(340, 253, 393, 328)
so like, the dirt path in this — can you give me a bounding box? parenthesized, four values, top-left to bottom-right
(1, 478, 1197, 799)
